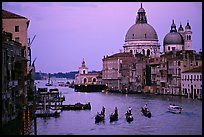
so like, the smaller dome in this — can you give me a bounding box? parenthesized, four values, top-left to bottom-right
(163, 32, 184, 45)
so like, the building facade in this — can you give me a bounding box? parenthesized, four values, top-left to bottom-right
(181, 66, 202, 99)
(102, 52, 136, 92)
(2, 10, 36, 130)
(159, 50, 202, 95)
(75, 59, 100, 85)
(2, 9, 30, 70)
(2, 31, 27, 125)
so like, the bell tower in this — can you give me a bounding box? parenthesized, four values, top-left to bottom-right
(184, 20, 192, 50)
(79, 58, 88, 74)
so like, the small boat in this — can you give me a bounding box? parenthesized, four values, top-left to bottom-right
(141, 107, 151, 118)
(45, 74, 53, 86)
(95, 113, 105, 123)
(95, 106, 105, 123)
(110, 113, 118, 122)
(110, 107, 118, 122)
(168, 104, 182, 114)
(125, 112, 133, 122)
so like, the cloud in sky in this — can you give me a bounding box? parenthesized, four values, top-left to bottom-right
(2, 2, 202, 73)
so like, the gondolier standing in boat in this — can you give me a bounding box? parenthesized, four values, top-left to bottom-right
(128, 106, 132, 114)
(115, 107, 118, 116)
(144, 104, 148, 111)
(101, 106, 105, 115)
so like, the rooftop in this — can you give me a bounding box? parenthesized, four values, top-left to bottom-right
(2, 9, 27, 19)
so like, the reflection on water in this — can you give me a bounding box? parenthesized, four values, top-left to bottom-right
(34, 80, 202, 135)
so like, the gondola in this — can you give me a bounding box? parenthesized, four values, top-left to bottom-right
(141, 107, 151, 118)
(125, 112, 133, 122)
(110, 113, 118, 122)
(110, 107, 118, 122)
(95, 106, 105, 123)
(95, 113, 105, 123)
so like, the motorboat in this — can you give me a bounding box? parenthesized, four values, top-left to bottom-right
(168, 104, 182, 114)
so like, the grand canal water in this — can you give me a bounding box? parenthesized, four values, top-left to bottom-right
(34, 79, 202, 135)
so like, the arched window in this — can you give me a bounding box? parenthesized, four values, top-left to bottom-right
(147, 49, 150, 57)
(130, 50, 133, 54)
(92, 78, 96, 83)
(178, 61, 180, 66)
(189, 35, 191, 40)
(142, 49, 145, 55)
(83, 78, 87, 84)
(83, 70, 86, 74)
(178, 68, 181, 75)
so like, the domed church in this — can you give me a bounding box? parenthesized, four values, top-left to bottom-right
(123, 3, 160, 58)
(163, 20, 192, 53)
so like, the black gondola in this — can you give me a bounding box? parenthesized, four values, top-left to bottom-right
(125, 112, 133, 122)
(141, 107, 151, 118)
(95, 106, 105, 123)
(95, 113, 105, 123)
(110, 107, 118, 122)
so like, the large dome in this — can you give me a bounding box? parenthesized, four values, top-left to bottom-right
(125, 23, 158, 42)
(163, 32, 184, 45)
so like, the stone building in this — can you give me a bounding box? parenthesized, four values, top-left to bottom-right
(159, 50, 202, 95)
(2, 9, 31, 104)
(160, 18, 202, 95)
(75, 59, 100, 85)
(2, 10, 36, 131)
(2, 9, 30, 71)
(148, 57, 161, 93)
(102, 52, 136, 92)
(2, 31, 27, 125)
(181, 66, 202, 99)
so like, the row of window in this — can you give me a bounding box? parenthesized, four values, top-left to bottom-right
(182, 74, 202, 81)
(182, 88, 201, 95)
(182, 84, 202, 87)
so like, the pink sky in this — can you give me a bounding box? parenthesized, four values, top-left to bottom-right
(2, 2, 202, 73)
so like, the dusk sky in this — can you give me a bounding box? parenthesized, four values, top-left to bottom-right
(2, 2, 202, 73)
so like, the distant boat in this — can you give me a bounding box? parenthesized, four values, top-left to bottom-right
(45, 73, 53, 86)
(168, 104, 182, 114)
